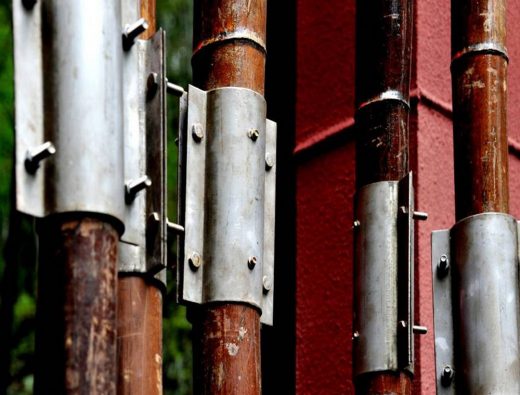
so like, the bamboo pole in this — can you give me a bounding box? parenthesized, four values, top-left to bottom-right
(189, 1, 267, 393)
(354, 0, 413, 393)
(116, 2, 164, 394)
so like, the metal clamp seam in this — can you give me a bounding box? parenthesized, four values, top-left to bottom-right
(192, 29, 267, 59)
(451, 42, 509, 65)
(356, 90, 410, 112)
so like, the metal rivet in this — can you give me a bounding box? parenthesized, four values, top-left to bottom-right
(123, 18, 149, 49)
(437, 254, 450, 278)
(248, 256, 257, 270)
(147, 72, 159, 100)
(441, 365, 454, 387)
(192, 123, 204, 142)
(247, 128, 260, 141)
(125, 175, 151, 203)
(413, 211, 429, 221)
(265, 152, 275, 170)
(353, 220, 361, 229)
(25, 141, 56, 174)
(352, 331, 360, 341)
(189, 252, 202, 271)
(413, 325, 428, 335)
(263, 275, 272, 294)
(22, 0, 37, 10)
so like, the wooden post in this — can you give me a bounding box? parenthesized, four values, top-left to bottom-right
(116, 1, 164, 394)
(190, 1, 267, 393)
(354, 0, 413, 393)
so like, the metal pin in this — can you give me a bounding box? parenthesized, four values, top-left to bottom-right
(125, 175, 151, 203)
(352, 331, 360, 341)
(123, 18, 149, 49)
(189, 252, 202, 271)
(399, 205, 408, 215)
(413, 325, 428, 335)
(413, 211, 428, 221)
(263, 275, 273, 294)
(437, 254, 450, 278)
(22, 0, 37, 10)
(167, 220, 185, 236)
(25, 141, 56, 174)
(147, 72, 159, 99)
(166, 79, 186, 97)
(399, 320, 407, 329)
(441, 365, 454, 387)
(192, 123, 204, 142)
(247, 128, 260, 141)
(353, 220, 361, 229)
(248, 256, 257, 270)
(265, 152, 275, 170)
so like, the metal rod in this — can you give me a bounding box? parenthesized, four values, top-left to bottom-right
(116, 1, 164, 394)
(190, 0, 267, 393)
(354, 0, 413, 392)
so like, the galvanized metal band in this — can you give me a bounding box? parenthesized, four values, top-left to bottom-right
(451, 42, 509, 65)
(356, 90, 410, 112)
(353, 181, 400, 376)
(432, 213, 520, 394)
(14, 0, 125, 228)
(180, 85, 275, 324)
(192, 29, 267, 59)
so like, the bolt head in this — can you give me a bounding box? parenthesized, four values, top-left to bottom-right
(147, 72, 159, 99)
(248, 256, 257, 270)
(263, 275, 273, 293)
(352, 331, 360, 341)
(441, 365, 454, 387)
(188, 252, 202, 271)
(437, 254, 450, 278)
(192, 123, 204, 142)
(247, 128, 260, 141)
(265, 153, 275, 170)
(353, 220, 361, 229)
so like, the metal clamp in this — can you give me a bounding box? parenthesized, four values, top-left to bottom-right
(14, 0, 125, 228)
(177, 85, 277, 325)
(353, 173, 427, 377)
(432, 213, 520, 394)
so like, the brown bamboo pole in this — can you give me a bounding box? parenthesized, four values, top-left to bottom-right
(116, 2, 164, 394)
(189, 1, 266, 393)
(452, 0, 508, 220)
(354, 0, 413, 393)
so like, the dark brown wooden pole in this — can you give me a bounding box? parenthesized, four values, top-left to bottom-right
(35, 217, 119, 394)
(190, 1, 266, 393)
(452, 0, 508, 220)
(116, 2, 164, 394)
(354, 0, 413, 393)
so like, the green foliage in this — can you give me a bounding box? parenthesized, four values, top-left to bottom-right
(0, 0, 194, 393)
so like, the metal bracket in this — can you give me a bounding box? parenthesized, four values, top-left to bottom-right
(14, 0, 125, 227)
(432, 213, 520, 394)
(353, 173, 426, 377)
(177, 85, 277, 325)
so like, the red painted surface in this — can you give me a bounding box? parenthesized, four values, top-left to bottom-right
(295, 1, 520, 394)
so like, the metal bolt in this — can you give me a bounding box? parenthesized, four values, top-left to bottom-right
(413, 211, 429, 221)
(25, 141, 56, 174)
(248, 256, 257, 270)
(188, 252, 202, 271)
(265, 152, 275, 170)
(263, 275, 273, 294)
(399, 206, 408, 215)
(412, 325, 428, 335)
(399, 320, 407, 329)
(353, 220, 361, 229)
(22, 0, 37, 10)
(125, 175, 151, 203)
(192, 123, 204, 142)
(166, 79, 185, 97)
(437, 254, 450, 278)
(247, 128, 260, 141)
(166, 220, 185, 236)
(147, 72, 159, 99)
(123, 18, 149, 49)
(441, 365, 454, 387)
(352, 331, 360, 341)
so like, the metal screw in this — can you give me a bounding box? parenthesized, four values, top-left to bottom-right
(192, 123, 204, 142)
(248, 256, 257, 270)
(22, 0, 37, 10)
(352, 331, 360, 341)
(353, 220, 361, 229)
(413, 211, 429, 221)
(247, 128, 260, 141)
(413, 325, 428, 335)
(263, 275, 273, 294)
(441, 365, 454, 387)
(147, 72, 159, 99)
(25, 141, 56, 174)
(188, 252, 202, 271)
(437, 254, 450, 278)
(125, 175, 151, 203)
(123, 18, 149, 49)
(166, 79, 185, 97)
(265, 152, 275, 170)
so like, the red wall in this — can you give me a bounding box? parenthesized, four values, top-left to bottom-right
(294, 1, 520, 393)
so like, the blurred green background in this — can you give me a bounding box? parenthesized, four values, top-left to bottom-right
(0, 1, 194, 393)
